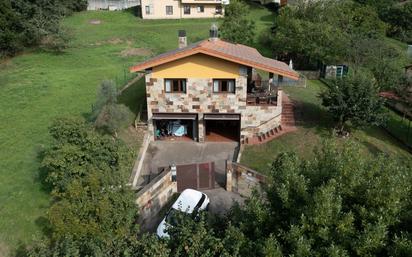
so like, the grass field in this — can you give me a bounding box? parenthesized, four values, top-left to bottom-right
(240, 80, 412, 173)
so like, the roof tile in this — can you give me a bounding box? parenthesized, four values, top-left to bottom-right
(130, 39, 299, 80)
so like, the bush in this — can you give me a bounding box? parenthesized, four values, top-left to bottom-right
(92, 81, 134, 136)
(40, 26, 72, 53)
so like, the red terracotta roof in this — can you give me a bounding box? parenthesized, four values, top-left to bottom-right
(130, 39, 299, 80)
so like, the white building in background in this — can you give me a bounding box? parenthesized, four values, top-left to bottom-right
(138, 0, 229, 19)
(87, 0, 141, 11)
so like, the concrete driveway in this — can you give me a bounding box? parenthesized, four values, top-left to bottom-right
(202, 188, 244, 216)
(137, 141, 239, 186)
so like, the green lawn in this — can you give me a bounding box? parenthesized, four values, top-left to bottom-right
(240, 80, 412, 173)
(0, 10, 222, 255)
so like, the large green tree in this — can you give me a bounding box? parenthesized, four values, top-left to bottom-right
(265, 0, 386, 66)
(220, 0, 256, 45)
(319, 72, 386, 134)
(0, 0, 87, 57)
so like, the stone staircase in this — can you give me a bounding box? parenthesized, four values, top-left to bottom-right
(241, 93, 297, 145)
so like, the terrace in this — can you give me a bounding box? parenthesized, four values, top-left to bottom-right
(246, 74, 307, 106)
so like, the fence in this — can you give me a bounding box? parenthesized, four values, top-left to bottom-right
(297, 70, 320, 80)
(276, 73, 307, 87)
(88, 0, 140, 11)
(115, 66, 140, 90)
(383, 107, 412, 150)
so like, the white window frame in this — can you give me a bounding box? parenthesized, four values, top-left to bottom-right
(197, 5, 204, 13)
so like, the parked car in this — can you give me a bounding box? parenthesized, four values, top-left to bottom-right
(156, 189, 210, 238)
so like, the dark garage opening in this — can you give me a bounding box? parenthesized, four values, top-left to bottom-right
(153, 113, 198, 141)
(204, 114, 240, 142)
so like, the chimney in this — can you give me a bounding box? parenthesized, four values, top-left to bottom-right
(209, 23, 218, 41)
(178, 30, 187, 49)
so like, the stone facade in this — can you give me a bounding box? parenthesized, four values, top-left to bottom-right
(145, 69, 283, 142)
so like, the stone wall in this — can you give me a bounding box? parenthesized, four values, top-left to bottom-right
(135, 168, 177, 231)
(145, 71, 283, 141)
(226, 161, 267, 196)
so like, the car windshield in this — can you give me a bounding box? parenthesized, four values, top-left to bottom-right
(165, 208, 191, 226)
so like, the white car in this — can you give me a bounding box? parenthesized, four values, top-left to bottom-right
(156, 189, 210, 238)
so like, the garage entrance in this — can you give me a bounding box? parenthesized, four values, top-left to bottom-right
(153, 113, 198, 141)
(204, 114, 241, 142)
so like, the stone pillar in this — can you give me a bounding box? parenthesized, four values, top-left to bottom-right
(145, 72, 155, 141)
(198, 113, 205, 143)
(277, 88, 283, 108)
(226, 160, 233, 192)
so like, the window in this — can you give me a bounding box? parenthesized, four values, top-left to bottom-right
(213, 79, 235, 93)
(183, 5, 191, 15)
(166, 5, 173, 15)
(165, 79, 186, 93)
(197, 5, 204, 13)
(145, 5, 151, 15)
(215, 5, 222, 14)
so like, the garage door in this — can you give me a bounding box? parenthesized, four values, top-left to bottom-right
(204, 114, 240, 142)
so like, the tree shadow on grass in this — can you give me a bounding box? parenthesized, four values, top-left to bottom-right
(118, 77, 147, 117)
(12, 241, 30, 257)
(34, 146, 53, 194)
(35, 216, 53, 239)
(259, 14, 276, 23)
(359, 126, 412, 158)
(294, 100, 335, 137)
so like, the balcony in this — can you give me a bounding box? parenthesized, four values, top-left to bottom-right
(246, 80, 279, 106)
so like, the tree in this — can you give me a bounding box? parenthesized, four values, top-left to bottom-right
(228, 141, 412, 257)
(319, 72, 386, 134)
(0, 0, 87, 58)
(262, 0, 401, 75)
(380, 2, 412, 43)
(220, 0, 256, 45)
(92, 80, 134, 136)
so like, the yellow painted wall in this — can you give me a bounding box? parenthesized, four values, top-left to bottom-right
(152, 54, 240, 78)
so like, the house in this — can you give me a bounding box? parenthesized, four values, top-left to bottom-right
(129, 27, 299, 144)
(87, 0, 141, 11)
(138, 0, 229, 19)
(320, 64, 349, 79)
